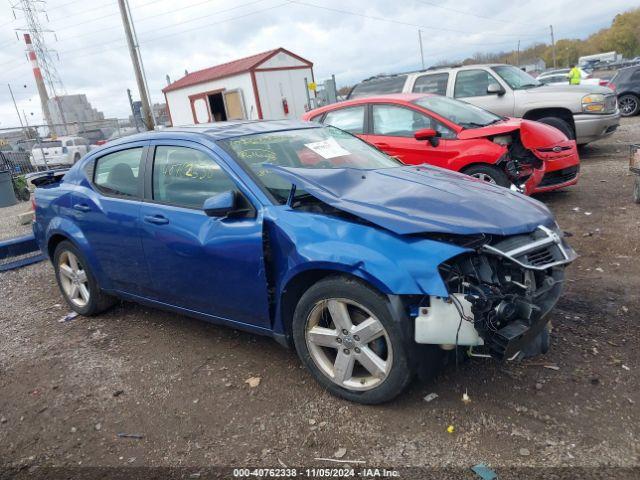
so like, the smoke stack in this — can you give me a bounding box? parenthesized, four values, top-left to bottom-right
(24, 33, 53, 134)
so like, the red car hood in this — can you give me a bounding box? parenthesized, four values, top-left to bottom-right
(457, 118, 568, 149)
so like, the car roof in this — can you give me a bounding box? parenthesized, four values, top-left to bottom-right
(104, 119, 318, 147)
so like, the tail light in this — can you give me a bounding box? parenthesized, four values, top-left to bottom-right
(31, 195, 36, 221)
(607, 83, 616, 91)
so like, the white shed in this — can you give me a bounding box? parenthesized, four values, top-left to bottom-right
(162, 48, 314, 126)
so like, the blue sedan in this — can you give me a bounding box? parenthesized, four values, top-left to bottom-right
(33, 120, 576, 403)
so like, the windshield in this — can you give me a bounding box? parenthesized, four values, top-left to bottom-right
(348, 75, 408, 99)
(412, 95, 502, 128)
(222, 126, 400, 204)
(492, 65, 541, 90)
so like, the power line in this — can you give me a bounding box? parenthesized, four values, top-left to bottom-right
(415, 0, 543, 29)
(290, 0, 540, 37)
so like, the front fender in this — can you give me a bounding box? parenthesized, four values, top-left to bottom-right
(267, 207, 468, 296)
(44, 216, 111, 290)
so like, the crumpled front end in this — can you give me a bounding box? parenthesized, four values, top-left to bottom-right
(415, 225, 577, 359)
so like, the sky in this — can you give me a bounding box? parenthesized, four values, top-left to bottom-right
(0, 0, 638, 128)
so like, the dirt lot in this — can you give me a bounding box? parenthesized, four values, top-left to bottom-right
(1, 119, 639, 479)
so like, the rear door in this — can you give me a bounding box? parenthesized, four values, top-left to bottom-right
(71, 142, 150, 294)
(452, 68, 515, 116)
(362, 103, 456, 167)
(138, 140, 271, 327)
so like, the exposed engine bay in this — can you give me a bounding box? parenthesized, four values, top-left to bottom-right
(418, 225, 576, 359)
(494, 132, 544, 191)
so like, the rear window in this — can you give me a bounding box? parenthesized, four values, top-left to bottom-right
(348, 75, 408, 99)
(33, 141, 62, 149)
(412, 73, 449, 95)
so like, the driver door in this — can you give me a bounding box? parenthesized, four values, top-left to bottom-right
(138, 140, 270, 328)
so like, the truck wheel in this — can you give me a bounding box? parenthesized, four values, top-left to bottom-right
(633, 177, 640, 204)
(537, 117, 575, 139)
(292, 276, 414, 404)
(619, 94, 640, 117)
(54, 240, 116, 316)
(462, 164, 510, 188)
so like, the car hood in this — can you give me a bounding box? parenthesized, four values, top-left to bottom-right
(534, 83, 613, 95)
(268, 165, 553, 236)
(457, 118, 567, 148)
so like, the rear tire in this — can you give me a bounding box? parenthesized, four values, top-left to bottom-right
(292, 276, 414, 404)
(53, 240, 116, 316)
(537, 117, 574, 139)
(619, 94, 640, 117)
(462, 164, 510, 188)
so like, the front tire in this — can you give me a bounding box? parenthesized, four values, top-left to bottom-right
(292, 276, 413, 404)
(619, 94, 640, 117)
(54, 240, 115, 316)
(537, 117, 575, 139)
(462, 164, 510, 188)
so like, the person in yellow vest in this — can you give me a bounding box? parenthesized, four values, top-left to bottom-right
(568, 65, 581, 85)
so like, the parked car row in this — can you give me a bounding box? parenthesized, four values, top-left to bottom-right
(608, 65, 640, 117)
(346, 63, 620, 146)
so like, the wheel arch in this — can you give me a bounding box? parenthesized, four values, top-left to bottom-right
(522, 108, 575, 133)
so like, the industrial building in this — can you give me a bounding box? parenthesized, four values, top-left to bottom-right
(48, 94, 105, 135)
(163, 48, 314, 126)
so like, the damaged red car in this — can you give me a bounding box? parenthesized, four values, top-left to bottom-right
(303, 94, 580, 194)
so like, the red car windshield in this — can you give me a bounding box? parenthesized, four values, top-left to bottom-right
(412, 95, 502, 129)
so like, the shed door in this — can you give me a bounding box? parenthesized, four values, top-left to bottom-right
(190, 94, 211, 124)
(223, 90, 246, 120)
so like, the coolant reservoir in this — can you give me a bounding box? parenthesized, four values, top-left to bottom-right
(414, 295, 484, 346)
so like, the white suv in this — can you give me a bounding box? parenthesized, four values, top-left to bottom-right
(31, 136, 90, 168)
(348, 64, 620, 145)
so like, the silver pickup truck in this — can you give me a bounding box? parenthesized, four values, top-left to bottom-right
(348, 64, 620, 145)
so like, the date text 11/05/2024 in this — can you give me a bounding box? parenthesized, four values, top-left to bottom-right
(233, 468, 400, 477)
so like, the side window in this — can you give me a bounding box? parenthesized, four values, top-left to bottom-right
(372, 105, 431, 137)
(66, 140, 74, 147)
(454, 69, 500, 98)
(412, 73, 449, 95)
(152, 146, 237, 209)
(94, 147, 143, 197)
(322, 106, 365, 134)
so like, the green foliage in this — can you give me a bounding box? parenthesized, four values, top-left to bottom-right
(13, 175, 27, 192)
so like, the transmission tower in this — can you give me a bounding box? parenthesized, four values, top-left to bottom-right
(12, 0, 68, 135)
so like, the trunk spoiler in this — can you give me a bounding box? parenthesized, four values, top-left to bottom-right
(29, 169, 68, 187)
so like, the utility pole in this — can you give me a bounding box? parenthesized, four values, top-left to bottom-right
(118, 0, 153, 131)
(127, 88, 140, 132)
(550, 25, 557, 68)
(124, 0, 157, 127)
(516, 39, 520, 66)
(418, 29, 425, 70)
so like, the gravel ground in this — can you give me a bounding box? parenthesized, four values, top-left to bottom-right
(0, 200, 32, 241)
(0, 118, 639, 479)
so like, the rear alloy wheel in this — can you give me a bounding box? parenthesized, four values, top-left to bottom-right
(463, 164, 511, 188)
(619, 94, 640, 117)
(54, 240, 116, 316)
(293, 277, 413, 404)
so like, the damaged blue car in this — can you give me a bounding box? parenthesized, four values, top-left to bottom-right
(33, 120, 576, 404)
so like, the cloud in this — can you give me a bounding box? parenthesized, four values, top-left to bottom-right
(0, 0, 637, 126)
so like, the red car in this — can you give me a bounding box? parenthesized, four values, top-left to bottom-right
(302, 94, 580, 194)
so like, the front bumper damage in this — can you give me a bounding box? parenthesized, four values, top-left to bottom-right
(415, 225, 577, 359)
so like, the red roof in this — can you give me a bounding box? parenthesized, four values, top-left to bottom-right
(162, 48, 312, 93)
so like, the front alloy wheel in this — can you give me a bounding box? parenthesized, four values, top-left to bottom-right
(292, 276, 414, 404)
(305, 299, 392, 391)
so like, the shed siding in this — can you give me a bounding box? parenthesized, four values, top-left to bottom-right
(258, 51, 309, 69)
(165, 72, 257, 126)
(255, 68, 313, 120)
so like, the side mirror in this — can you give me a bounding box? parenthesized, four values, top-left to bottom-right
(203, 190, 255, 218)
(414, 128, 440, 147)
(203, 191, 238, 217)
(487, 83, 506, 96)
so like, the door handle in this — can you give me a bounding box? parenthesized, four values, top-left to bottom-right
(73, 203, 91, 212)
(144, 214, 169, 225)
